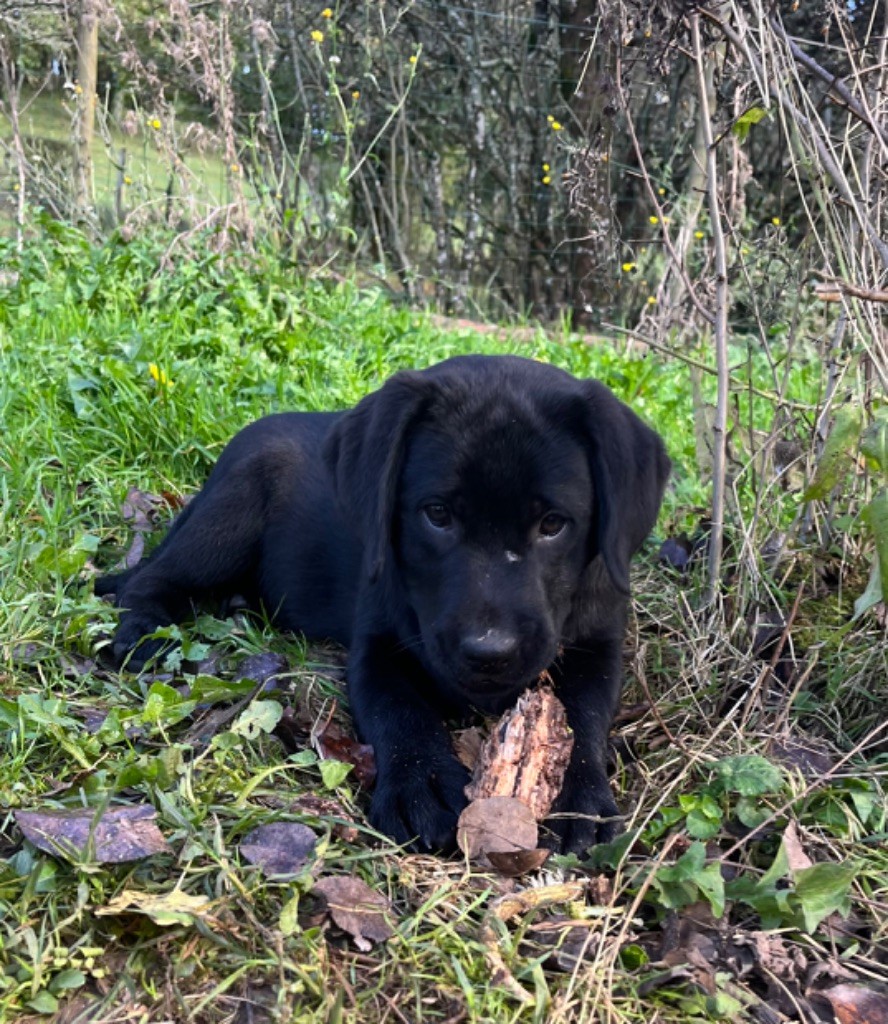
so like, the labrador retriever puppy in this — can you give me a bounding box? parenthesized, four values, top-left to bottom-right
(97, 355, 670, 854)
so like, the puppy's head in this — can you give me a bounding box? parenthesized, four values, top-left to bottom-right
(324, 356, 670, 711)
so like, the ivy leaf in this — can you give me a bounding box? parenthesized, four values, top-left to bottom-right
(794, 861, 856, 933)
(712, 755, 784, 797)
(232, 699, 283, 739)
(804, 405, 864, 500)
(319, 759, 354, 790)
(651, 842, 726, 918)
(860, 411, 888, 473)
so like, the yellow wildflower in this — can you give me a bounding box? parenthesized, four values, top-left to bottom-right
(409, 54, 418, 64)
(657, 187, 665, 195)
(542, 162, 550, 172)
(311, 29, 324, 42)
(771, 216, 781, 226)
(542, 175, 551, 185)
(149, 118, 161, 130)
(352, 90, 360, 99)
(321, 7, 333, 16)
(649, 215, 659, 225)
(694, 230, 704, 239)
(547, 114, 554, 123)
(621, 262, 636, 273)
(551, 120, 562, 131)
(647, 295, 657, 305)
(230, 163, 240, 173)
(124, 176, 133, 185)
(148, 363, 174, 388)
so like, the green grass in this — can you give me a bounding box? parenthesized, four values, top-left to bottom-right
(1, 227, 886, 1022)
(1, 91, 235, 225)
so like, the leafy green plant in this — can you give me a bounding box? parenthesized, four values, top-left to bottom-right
(805, 405, 888, 618)
(647, 755, 786, 842)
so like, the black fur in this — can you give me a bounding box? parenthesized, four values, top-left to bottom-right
(97, 355, 670, 854)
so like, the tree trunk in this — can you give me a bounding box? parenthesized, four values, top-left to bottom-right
(73, 0, 99, 222)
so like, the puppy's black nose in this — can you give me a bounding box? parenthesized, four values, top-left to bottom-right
(460, 629, 518, 672)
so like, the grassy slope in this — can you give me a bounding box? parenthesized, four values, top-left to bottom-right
(1, 92, 234, 224)
(0, 228, 885, 1023)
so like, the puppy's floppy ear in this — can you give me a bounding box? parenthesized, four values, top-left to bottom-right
(579, 381, 671, 594)
(323, 371, 429, 582)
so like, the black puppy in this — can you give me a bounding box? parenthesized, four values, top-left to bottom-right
(98, 355, 670, 853)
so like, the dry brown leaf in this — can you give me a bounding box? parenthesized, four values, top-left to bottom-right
(457, 796, 538, 865)
(239, 822, 318, 876)
(16, 805, 168, 864)
(290, 794, 359, 842)
(313, 875, 395, 951)
(237, 651, 290, 689)
(486, 848, 551, 877)
(314, 720, 377, 789)
(781, 820, 814, 872)
(821, 985, 888, 1024)
(452, 725, 488, 770)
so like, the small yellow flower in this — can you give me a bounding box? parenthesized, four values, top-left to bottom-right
(149, 118, 161, 130)
(74, 84, 83, 95)
(321, 7, 333, 16)
(647, 295, 657, 305)
(230, 163, 240, 173)
(547, 114, 554, 123)
(694, 230, 705, 239)
(409, 54, 418, 64)
(542, 175, 551, 185)
(649, 215, 659, 225)
(352, 89, 360, 99)
(148, 363, 174, 388)
(657, 187, 665, 195)
(124, 175, 133, 185)
(542, 162, 550, 172)
(771, 216, 781, 226)
(621, 262, 636, 273)
(551, 120, 562, 131)
(311, 29, 324, 42)
(13, 183, 20, 192)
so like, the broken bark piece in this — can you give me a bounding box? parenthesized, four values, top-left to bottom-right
(464, 684, 573, 821)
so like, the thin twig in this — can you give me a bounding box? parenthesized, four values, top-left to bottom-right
(691, 12, 730, 607)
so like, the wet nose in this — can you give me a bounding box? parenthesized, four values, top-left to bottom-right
(460, 629, 519, 673)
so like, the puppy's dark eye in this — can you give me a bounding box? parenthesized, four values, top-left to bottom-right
(539, 513, 567, 538)
(423, 503, 453, 529)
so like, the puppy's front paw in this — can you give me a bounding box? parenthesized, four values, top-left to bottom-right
(544, 779, 622, 855)
(112, 611, 173, 671)
(370, 757, 470, 852)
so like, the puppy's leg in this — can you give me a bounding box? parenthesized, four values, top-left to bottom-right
(108, 464, 269, 667)
(348, 634, 470, 851)
(545, 640, 624, 854)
